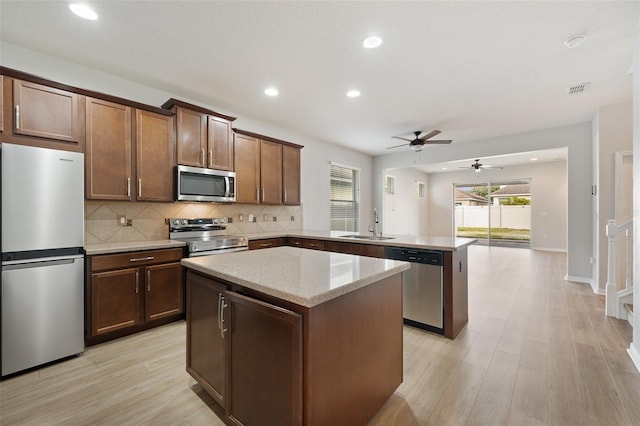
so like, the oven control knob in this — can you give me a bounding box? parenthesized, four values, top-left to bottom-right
(213, 219, 219, 224)
(219, 218, 226, 224)
(182, 220, 188, 225)
(173, 220, 180, 226)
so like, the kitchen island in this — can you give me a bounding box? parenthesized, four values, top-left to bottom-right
(181, 247, 410, 426)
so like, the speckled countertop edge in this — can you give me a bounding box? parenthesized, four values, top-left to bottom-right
(85, 240, 186, 255)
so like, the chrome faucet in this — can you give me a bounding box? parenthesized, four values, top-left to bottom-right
(368, 208, 381, 237)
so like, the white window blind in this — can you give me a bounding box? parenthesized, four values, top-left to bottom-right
(417, 181, 426, 199)
(330, 164, 359, 232)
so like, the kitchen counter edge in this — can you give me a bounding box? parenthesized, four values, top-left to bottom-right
(84, 240, 187, 256)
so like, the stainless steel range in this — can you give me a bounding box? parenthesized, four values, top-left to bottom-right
(168, 217, 248, 257)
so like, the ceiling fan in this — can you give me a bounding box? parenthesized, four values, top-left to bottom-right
(387, 130, 452, 152)
(461, 159, 503, 173)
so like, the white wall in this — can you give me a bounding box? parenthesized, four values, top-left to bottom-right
(0, 41, 374, 231)
(374, 124, 590, 280)
(591, 102, 634, 293)
(593, 102, 633, 294)
(426, 161, 567, 251)
(630, 10, 640, 371)
(382, 168, 429, 236)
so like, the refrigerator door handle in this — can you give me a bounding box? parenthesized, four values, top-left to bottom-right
(2, 257, 80, 271)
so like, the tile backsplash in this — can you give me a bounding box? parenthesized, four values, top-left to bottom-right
(85, 201, 303, 244)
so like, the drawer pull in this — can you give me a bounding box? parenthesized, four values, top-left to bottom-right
(135, 271, 139, 294)
(260, 243, 272, 248)
(130, 256, 155, 262)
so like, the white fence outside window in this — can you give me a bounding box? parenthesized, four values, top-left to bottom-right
(455, 205, 531, 229)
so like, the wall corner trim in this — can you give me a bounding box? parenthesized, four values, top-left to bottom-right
(627, 344, 640, 374)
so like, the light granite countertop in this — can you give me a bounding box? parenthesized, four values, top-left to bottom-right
(84, 239, 186, 256)
(181, 246, 410, 307)
(242, 230, 476, 251)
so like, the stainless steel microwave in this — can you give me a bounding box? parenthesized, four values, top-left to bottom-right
(175, 165, 236, 203)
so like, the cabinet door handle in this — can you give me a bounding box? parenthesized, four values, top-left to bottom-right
(127, 177, 131, 198)
(15, 105, 20, 129)
(459, 261, 463, 272)
(284, 189, 287, 203)
(218, 293, 227, 339)
(146, 270, 151, 292)
(135, 271, 139, 294)
(208, 149, 213, 166)
(138, 178, 142, 198)
(262, 187, 265, 201)
(201, 149, 205, 165)
(130, 256, 154, 262)
(256, 188, 259, 203)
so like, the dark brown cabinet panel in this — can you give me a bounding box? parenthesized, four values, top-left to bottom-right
(282, 145, 301, 205)
(302, 239, 325, 251)
(186, 271, 228, 406)
(287, 237, 303, 248)
(13, 79, 80, 144)
(85, 97, 132, 200)
(234, 133, 261, 204)
(175, 107, 207, 167)
(248, 238, 286, 250)
(0, 75, 3, 133)
(207, 115, 233, 171)
(86, 248, 185, 345)
(260, 140, 283, 205)
(90, 268, 141, 336)
(136, 109, 175, 201)
(226, 291, 302, 426)
(349, 243, 386, 258)
(145, 262, 184, 322)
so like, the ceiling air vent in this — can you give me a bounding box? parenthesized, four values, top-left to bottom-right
(567, 82, 591, 95)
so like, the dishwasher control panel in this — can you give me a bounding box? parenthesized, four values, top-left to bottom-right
(385, 247, 444, 266)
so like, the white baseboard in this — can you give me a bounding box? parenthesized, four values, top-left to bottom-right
(531, 246, 567, 253)
(628, 343, 640, 374)
(565, 275, 598, 293)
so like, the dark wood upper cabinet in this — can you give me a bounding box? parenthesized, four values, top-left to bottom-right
(162, 98, 237, 170)
(175, 107, 207, 167)
(234, 133, 261, 204)
(13, 79, 80, 144)
(260, 140, 283, 205)
(136, 109, 175, 202)
(282, 145, 301, 205)
(207, 115, 233, 171)
(85, 97, 132, 200)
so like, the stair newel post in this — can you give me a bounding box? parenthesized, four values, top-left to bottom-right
(605, 219, 618, 317)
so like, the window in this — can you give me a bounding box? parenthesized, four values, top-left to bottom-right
(416, 181, 426, 199)
(330, 164, 360, 232)
(385, 175, 395, 194)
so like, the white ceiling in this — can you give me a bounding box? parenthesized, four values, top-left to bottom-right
(0, 1, 637, 159)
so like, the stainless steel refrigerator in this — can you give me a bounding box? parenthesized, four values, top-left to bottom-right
(1, 143, 85, 376)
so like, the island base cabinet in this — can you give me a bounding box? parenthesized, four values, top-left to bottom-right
(186, 271, 227, 406)
(226, 292, 302, 426)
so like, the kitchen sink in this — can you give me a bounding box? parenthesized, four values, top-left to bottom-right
(339, 235, 395, 241)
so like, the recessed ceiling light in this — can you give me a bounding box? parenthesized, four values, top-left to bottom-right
(363, 36, 382, 49)
(346, 90, 361, 98)
(69, 3, 98, 20)
(531, 157, 538, 161)
(564, 35, 585, 49)
(264, 87, 279, 97)
(442, 167, 448, 170)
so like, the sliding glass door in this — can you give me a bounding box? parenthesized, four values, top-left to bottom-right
(454, 180, 531, 247)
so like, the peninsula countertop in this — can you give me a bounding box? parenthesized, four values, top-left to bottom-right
(181, 246, 410, 308)
(242, 230, 476, 251)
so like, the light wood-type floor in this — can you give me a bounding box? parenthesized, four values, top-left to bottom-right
(1, 246, 639, 425)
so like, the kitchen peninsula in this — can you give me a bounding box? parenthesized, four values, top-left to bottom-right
(181, 247, 410, 426)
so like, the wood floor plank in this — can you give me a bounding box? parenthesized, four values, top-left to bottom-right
(2, 246, 640, 426)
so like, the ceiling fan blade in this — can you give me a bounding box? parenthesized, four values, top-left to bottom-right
(391, 136, 413, 142)
(418, 130, 441, 141)
(482, 165, 503, 169)
(386, 143, 409, 149)
(424, 139, 452, 144)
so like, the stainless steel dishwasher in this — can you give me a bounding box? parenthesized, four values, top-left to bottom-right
(385, 247, 444, 334)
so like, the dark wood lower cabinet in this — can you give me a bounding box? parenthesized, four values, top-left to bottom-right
(226, 292, 302, 426)
(86, 248, 185, 345)
(186, 271, 227, 405)
(186, 270, 402, 426)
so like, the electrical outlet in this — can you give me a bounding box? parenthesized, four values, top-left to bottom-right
(272, 216, 277, 222)
(263, 214, 269, 221)
(252, 216, 257, 223)
(239, 214, 244, 222)
(118, 215, 126, 226)
(291, 216, 295, 221)
(126, 218, 133, 226)
(227, 217, 233, 224)
(248, 214, 254, 222)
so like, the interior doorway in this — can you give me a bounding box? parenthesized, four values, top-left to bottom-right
(454, 180, 531, 247)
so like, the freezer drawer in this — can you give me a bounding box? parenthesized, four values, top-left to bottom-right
(1, 255, 84, 376)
